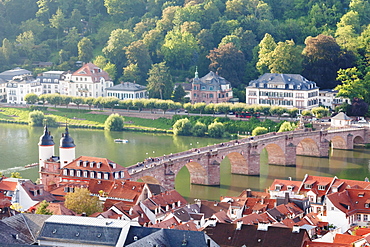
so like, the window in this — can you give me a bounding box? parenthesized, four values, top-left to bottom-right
(287, 186, 293, 191)
(364, 215, 368, 221)
(357, 214, 362, 221)
(63, 169, 68, 176)
(365, 203, 369, 208)
(275, 185, 281, 191)
(318, 185, 325, 190)
(304, 184, 312, 189)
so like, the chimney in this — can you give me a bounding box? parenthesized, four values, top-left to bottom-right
(284, 192, 290, 205)
(236, 221, 242, 230)
(257, 223, 269, 231)
(195, 199, 201, 208)
(246, 189, 252, 197)
(292, 225, 300, 233)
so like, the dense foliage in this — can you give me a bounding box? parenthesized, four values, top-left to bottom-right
(1, 0, 369, 99)
(64, 187, 103, 216)
(104, 113, 124, 131)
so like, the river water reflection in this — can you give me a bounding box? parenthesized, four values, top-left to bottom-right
(1, 123, 369, 202)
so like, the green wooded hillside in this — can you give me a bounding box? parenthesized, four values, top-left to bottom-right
(0, 0, 369, 100)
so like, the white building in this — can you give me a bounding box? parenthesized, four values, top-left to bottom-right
(319, 89, 350, 110)
(106, 82, 147, 100)
(245, 73, 319, 110)
(0, 78, 7, 102)
(37, 71, 66, 94)
(6, 75, 42, 104)
(60, 63, 113, 98)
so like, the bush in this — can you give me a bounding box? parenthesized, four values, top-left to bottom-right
(44, 115, 59, 127)
(252, 126, 268, 136)
(192, 122, 207, 137)
(104, 113, 124, 131)
(278, 121, 296, 132)
(173, 118, 193, 136)
(208, 122, 225, 138)
(29, 110, 45, 126)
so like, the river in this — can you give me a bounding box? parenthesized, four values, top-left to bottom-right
(1, 123, 369, 202)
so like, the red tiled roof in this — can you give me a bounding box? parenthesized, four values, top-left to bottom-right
(63, 156, 128, 173)
(0, 180, 17, 191)
(72, 63, 111, 81)
(333, 234, 365, 244)
(327, 189, 370, 216)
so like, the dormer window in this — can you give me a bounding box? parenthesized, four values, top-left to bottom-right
(358, 193, 365, 197)
(318, 185, 326, 190)
(304, 184, 312, 189)
(83, 171, 88, 178)
(104, 173, 109, 180)
(365, 203, 369, 208)
(97, 162, 101, 168)
(90, 162, 95, 168)
(90, 172, 95, 178)
(275, 185, 282, 191)
(120, 171, 125, 178)
(63, 169, 68, 176)
(76, 170, 81, 177)
(287, 186, 294, 191)
(70, 170, 74, 176)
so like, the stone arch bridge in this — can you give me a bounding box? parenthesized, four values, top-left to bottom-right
(128, 127, 369, 190)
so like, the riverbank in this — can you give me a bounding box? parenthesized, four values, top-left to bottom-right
(0, 105, 175, 133)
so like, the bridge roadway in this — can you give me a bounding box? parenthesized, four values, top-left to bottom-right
(127, 127, 369, 190)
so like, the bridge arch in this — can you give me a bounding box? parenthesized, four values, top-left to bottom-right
(184, 161, 208, 185)
(296, 138, 320, 156)
(353, 135, 365, 144)
(263, 143, 286, 165)
(225, 152, 248, 174)
(330, 135, 347, 149)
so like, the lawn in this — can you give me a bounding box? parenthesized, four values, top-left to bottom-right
(0, 107, 174, 131)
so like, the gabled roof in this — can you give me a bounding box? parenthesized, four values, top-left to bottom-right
(334, 234, 365, 245)
(142, 190, 187, 212)
(327, 189, 370, 216)
(63, 156, 128, 173)
(331, 112, 352, 120)
(199, 200, 230, 218)
(192, 71, 231, 87)
(0, 178, 17, 191)
(0, 221, 28, 245)
(126, 228, 214, 247)
(72, 63, 111, 81)
(203, 223, 310, 247)
(2, 213, 51, 244)
(236, 212, 273, 225)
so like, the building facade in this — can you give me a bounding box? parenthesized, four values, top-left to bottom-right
(60, 63, 113, 98)
(6, 75, 42, 104)
(318, 89, 350, 110)
(37, 71, 66, 94)
(190, 71, 233, 104)
(106, 82, 147, 100)
(245, 73, 319, 110)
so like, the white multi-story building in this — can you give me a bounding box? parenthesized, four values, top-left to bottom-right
(37, 71, 66, 94)
(60, 63, 113, 97)
(6, 75, 42, 104)
(245, 73, 319, 110)
(319, 89, 350, 110)
(106, 82, 147, 100)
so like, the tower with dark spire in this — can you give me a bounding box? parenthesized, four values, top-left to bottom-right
(59, 125, 76, 168)
(38, 125, 55, 170)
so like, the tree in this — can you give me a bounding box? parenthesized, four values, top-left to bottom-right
(302, 34, 356, 89)
(35, 200, 53, 215)
(172, 84, 187, 103)
(192, 122, 207, 137)
(208, 122, 225, 138)
(24, 93, 39, 104)
(101, 97, 119, 111)
(256, 33, 276, 74)
(125, 40, 152, 84)
(49, 8, 66, 50)
(147, 62, 173, 100)
(268, 40, 303, 74)
(350, 98, 369, 116)
(84, 97, 95, 110)
(60, 95, 72, 107)
(64, 187, 103, 216)
(335, 67, 370, 103)
(104, 0, 146, 19)
(16, 31, 35, 58)
(104, 113, 124, 131)
(207, 43, 246, 87)
(278, 122, 296, 132)
(193, 102, 206, 115)
(72, 97, 84, 109)
(29, 110, 44, 126)
(161, 30, 199, 70)
(78, 37, 93, 62)
(173, 118, 193, 136)
(311, 107, 330, 118)
(10, 172, 22, 178)
(252, 126, 268, 136)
